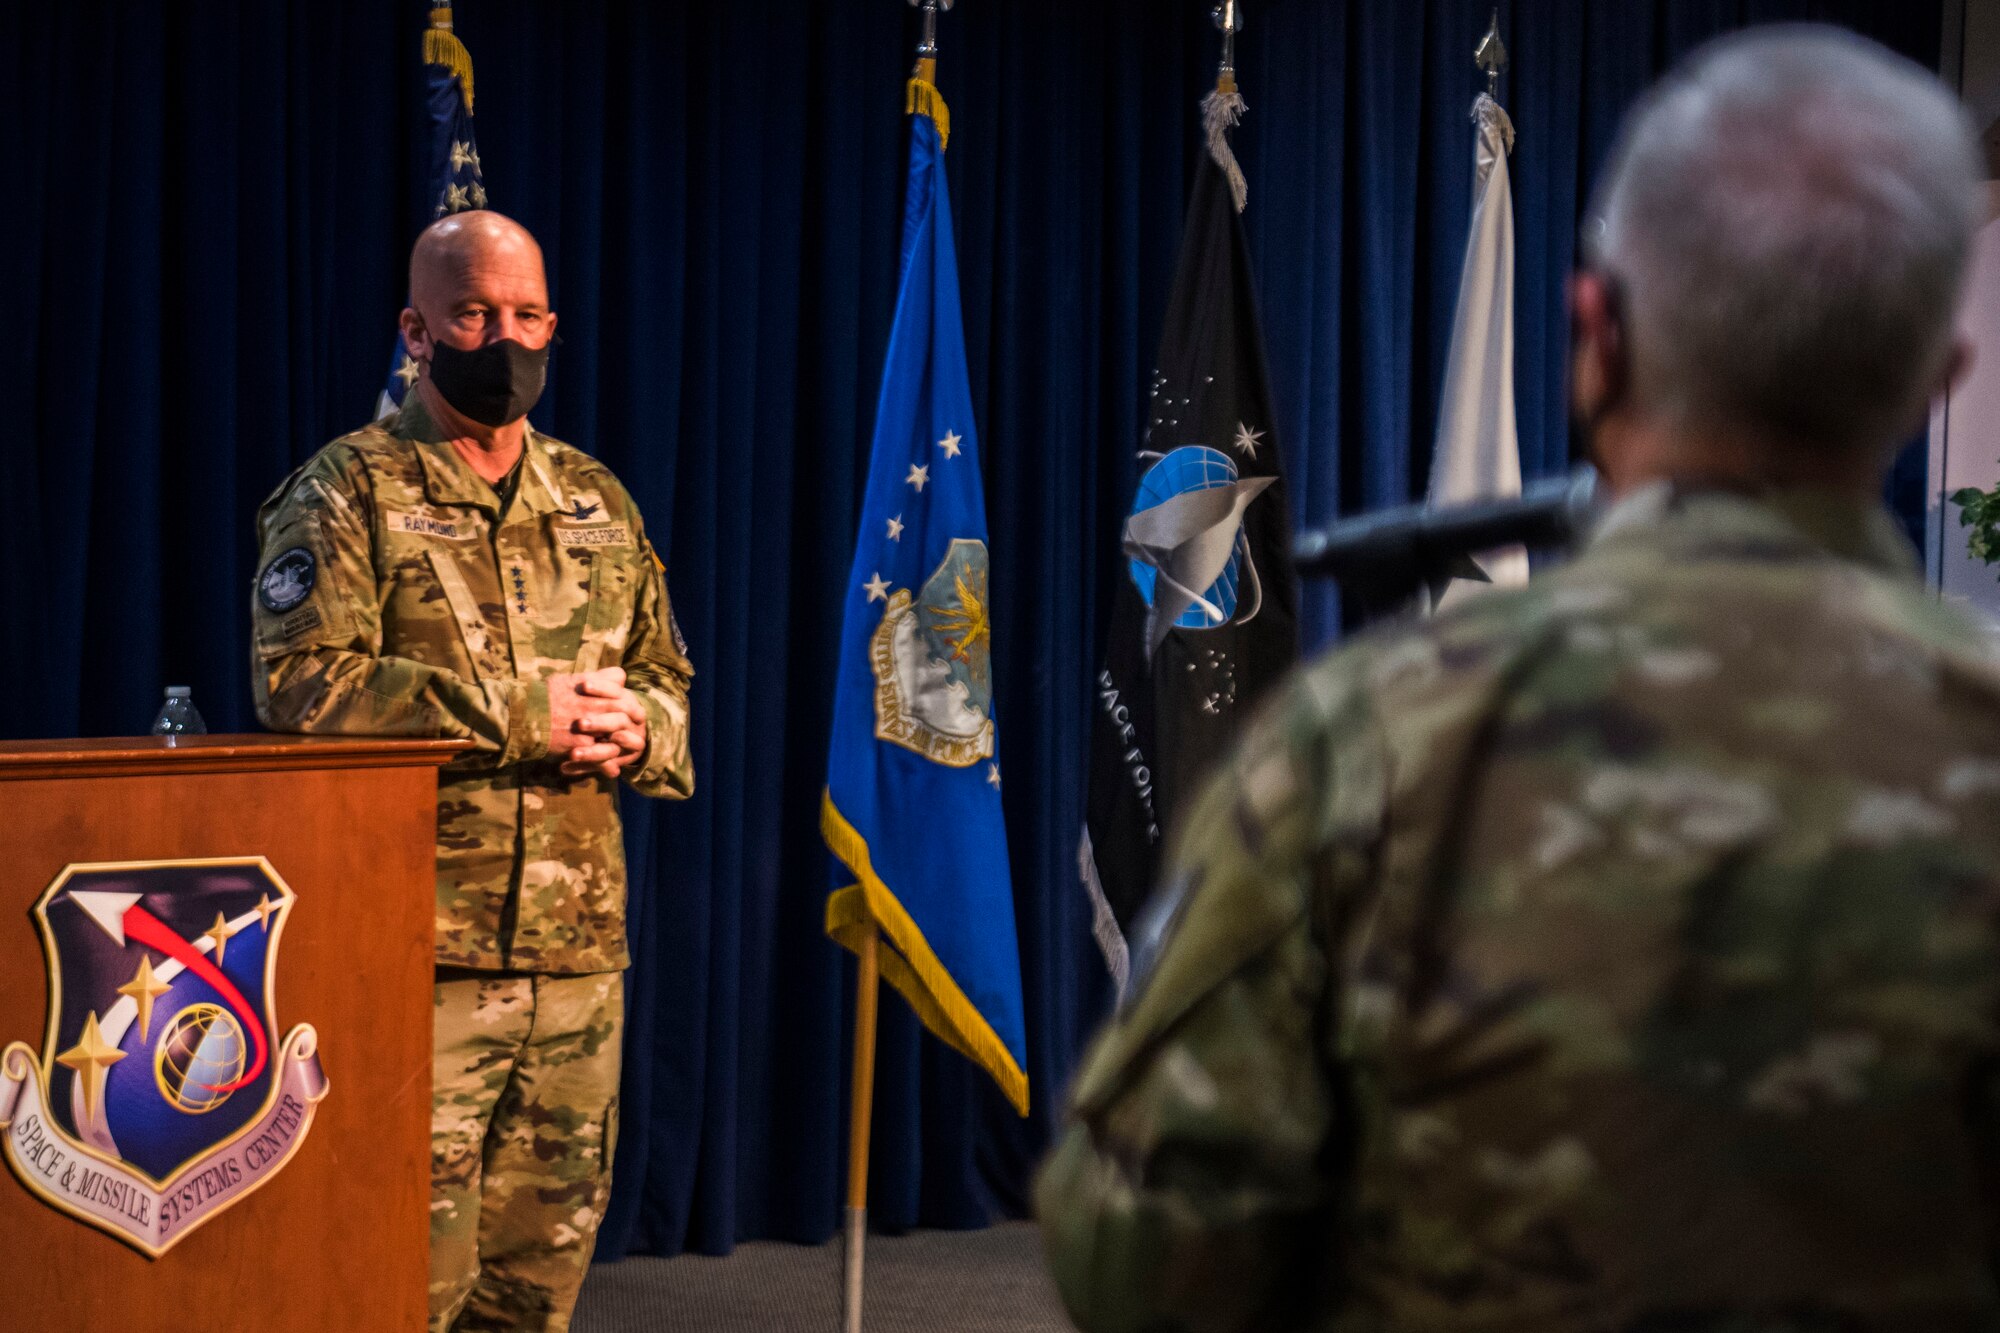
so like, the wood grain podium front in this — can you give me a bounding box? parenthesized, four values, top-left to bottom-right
(0, 735, 462, 1332)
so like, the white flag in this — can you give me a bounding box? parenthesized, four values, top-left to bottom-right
(1429, 92, 1528, 604)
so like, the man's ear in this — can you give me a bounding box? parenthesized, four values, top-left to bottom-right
(1568, 271, 1623, 419)
(398, 306, 429, 360)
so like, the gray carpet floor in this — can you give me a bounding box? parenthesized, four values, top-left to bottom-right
(574, 1222, 1078, 1333)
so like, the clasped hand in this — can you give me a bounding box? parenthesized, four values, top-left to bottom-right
(548, 666, 649, 780)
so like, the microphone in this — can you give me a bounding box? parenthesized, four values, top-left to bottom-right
(1292, 467, 1599, 584)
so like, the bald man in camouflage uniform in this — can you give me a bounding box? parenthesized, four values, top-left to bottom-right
(1039, 31, 2000, 1333)
(252, 211, 691, 1331)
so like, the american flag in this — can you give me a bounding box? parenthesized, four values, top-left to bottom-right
(377, 1, 489, 418)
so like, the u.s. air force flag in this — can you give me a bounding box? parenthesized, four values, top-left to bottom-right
(377, 0, 489, 418)
(822, 77, 1028, 1116)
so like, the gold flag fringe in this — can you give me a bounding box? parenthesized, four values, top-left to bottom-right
(425, 8, 475, 114)
(906, 77, 950, 152)
(822, 793, 1029, 1115)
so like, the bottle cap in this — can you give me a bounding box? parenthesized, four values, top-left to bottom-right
(166, 686, 192, 699)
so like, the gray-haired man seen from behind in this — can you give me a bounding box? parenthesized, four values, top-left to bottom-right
(1039, 27, 2000, 1333)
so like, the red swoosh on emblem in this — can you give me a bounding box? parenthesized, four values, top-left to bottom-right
(123, 905, 269, 1092)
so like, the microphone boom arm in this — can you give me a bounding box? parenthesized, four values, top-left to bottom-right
(1292, 468, 1598, 618)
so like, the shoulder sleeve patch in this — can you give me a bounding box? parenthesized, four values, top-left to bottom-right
(252, 514, 354, 660)
(667, 602, 689, 658)
(258, 546, 318, 613)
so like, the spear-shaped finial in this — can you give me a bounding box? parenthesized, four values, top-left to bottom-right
(1474, 9, 1508, 100)
(1213, 1, 1244, 96)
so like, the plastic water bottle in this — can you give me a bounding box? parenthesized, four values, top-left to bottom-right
(150, 686, 207, 744)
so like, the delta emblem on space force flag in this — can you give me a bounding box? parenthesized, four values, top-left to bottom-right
(0, 859, 327, 1257)
(1081, 91, 1300, 994)
(822, 76, 1029, 1116)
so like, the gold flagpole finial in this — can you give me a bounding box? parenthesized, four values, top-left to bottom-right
(1212, 2, 1244, 96)
(1474, 9, 1508, 100)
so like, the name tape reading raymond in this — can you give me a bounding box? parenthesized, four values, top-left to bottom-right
(387, 511, 475, 539)
(0, 1028, 327, 1256)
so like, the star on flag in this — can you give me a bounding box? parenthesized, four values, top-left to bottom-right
(986, 763, 1001, 789)
(886, 515, 905, 541)
(906, 463, 930, 492)
(864, 573, 891, 603)
(1232, 421, 1265, 458)
(938, 430, 962, 459)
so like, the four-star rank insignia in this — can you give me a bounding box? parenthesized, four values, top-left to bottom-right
(0, 858, 328, 1257)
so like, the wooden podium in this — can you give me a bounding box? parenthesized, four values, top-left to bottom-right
(0, 734, 461, 1332)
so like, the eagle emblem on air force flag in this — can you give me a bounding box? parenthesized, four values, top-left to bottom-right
(0, 859, 328, 1257)
(870, 538, 995, 768)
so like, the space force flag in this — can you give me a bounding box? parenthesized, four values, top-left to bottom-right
(377, 1, 490, 417)
(1081, 91, 1300, 992)
(822, 77, 1028, 1115)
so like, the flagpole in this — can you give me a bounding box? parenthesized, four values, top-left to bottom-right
(842, 927, 880, 1333)
(842, 13, 955, 1326)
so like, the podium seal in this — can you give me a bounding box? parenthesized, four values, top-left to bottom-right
(0, 858, 328, 1257)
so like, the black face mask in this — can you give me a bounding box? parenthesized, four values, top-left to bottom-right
(426, 337, 549, 427)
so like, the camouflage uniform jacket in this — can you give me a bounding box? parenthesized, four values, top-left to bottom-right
(251, 396, 694, 974)
(1038, 486, 2000, 1333)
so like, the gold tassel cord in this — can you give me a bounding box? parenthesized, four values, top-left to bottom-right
(906, 77, 950, 152)
(425, 8, 475, 114)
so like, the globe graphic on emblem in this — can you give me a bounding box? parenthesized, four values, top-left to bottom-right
(154, 1003, 247, 1114)
(1127, 445, 1247, 629)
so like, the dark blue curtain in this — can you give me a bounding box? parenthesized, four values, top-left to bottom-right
(0, 0, 1940, 1260)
